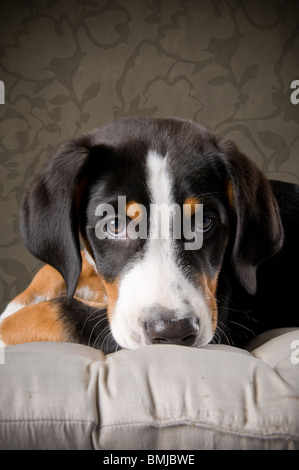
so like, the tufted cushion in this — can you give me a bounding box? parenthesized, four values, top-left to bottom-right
(0, 328, 298, 450)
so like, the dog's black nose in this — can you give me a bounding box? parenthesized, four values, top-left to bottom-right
(145, 317, 199, 346)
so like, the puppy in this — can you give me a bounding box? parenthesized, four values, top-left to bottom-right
(1, 117, 298, 352)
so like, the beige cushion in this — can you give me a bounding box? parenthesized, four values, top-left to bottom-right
(0, 328, 298, 449)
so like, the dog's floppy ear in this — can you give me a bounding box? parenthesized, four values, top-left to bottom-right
(21, 135, 95, 299)
(223, 140, 284, 295)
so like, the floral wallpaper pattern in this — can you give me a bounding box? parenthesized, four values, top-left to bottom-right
(0, 0, 298, 310)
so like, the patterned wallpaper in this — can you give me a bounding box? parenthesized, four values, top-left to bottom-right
(0, 0, 298, 310)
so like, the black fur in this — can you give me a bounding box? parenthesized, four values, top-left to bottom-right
(219, 180, 299, 346)
(52, 297, 120, 354)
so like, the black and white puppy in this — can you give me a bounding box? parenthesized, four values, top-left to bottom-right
(1, 117, 298, 352)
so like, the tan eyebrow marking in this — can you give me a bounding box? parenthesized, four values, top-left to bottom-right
(183, 197, 201, 216)
(126, 201, 144, 224)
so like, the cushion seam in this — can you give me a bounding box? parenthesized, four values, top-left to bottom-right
(0, 418, 298, 440)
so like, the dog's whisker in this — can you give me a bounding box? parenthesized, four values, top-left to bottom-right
(213, 320, 233, 346)
(114, 340, 120, 353)
(92, 324, 111, 350)
(216, 295, 254, 316)
(81, 308, 107, 335)
(101, 330, 113, 352)
(87, 318, 110, 348)
(228, 321, 255, 337)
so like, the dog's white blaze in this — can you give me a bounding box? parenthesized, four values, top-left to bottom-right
(111, 150, 213, 349)
(147, 150, 173, 241)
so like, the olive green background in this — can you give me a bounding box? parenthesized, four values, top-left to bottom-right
(0, 0, 298, 311)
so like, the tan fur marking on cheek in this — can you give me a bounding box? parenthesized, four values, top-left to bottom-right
(102, 279, 119, 323)
(183, 197, 201, 216)
(126, 201, 143, 224)
(208, 277, 218, 334)
(0, 302, 68, 345)
(210, 296, 218, 333)
(200, 273, 220, 334)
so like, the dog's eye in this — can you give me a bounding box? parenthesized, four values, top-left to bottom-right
(105, 216, 127, 238)
(196, 216, 214, 233)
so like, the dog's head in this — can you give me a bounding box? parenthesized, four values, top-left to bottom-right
(21, 118, 283, 349)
